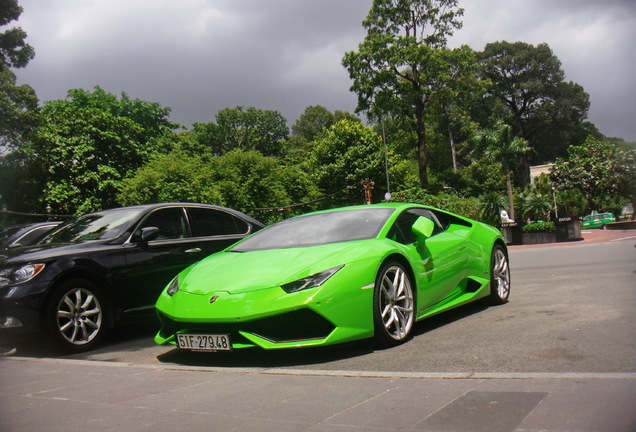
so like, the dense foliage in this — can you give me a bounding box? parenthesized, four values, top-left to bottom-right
(0, 0, 37, 151)
(1, 0, 634, 228)
(551, 137, 635, 216)
(2, 87, 179, 215)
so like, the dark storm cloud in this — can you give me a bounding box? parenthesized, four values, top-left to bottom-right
(14, 0, 370, 127)
(13, 0, 636, 140)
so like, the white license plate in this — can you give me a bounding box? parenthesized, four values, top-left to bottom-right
(176, 333, 232, 351)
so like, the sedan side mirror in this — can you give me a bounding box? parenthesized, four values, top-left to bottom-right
(133, 226, 159, 244)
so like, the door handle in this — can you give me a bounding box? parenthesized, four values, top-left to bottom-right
(185, 248, 202, 254)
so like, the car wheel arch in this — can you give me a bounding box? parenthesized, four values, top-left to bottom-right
(493, 239, 508, 256)
(378, 253, 417, 300)
(41, 269, 115, 330)
(372, 254, 417, 346)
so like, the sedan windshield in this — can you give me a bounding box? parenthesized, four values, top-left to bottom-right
(40, 208, 145, 244)
(232, 208, 394, 251)
(0, 225, 21, 245)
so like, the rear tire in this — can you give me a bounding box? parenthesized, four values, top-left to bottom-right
(489, 245, 510, 305)
(44, 278, 107, 352)
(372, 261, 415, 347)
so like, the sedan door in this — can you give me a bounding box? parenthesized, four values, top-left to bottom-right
(118, 206, 257, 314)
(119, 206, 204, 313)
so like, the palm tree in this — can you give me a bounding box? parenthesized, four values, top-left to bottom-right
(520, 189, 553, 221)
(471, 122, 530, 221)
(478, 191, 509, 225)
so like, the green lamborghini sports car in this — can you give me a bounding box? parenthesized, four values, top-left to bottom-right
(154, 203, 510, 351)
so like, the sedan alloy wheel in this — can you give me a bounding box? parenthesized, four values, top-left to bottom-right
(46, 279, 106, 352)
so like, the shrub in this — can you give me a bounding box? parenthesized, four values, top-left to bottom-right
(389, 188, 480, 220)
(522, 221, 555, 233)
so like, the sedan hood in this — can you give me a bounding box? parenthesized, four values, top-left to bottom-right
(179, 241, 373, 295)
(0, 240, 115, 266)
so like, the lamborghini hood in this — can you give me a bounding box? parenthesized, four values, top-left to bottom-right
(177, 241, 373, 295)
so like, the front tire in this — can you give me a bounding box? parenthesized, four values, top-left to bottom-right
(45, 279, 107, 352)
(489, 245, 510, 304)
(373, 261, 415, 347)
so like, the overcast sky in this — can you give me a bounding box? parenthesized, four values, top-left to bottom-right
(13, 0, 636, 142)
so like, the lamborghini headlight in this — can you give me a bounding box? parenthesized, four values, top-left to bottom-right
(281, 265, 344, 293)
(166, 277, 179, 296)
(0, 264, 46, 288)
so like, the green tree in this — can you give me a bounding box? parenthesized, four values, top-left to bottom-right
(478, 191, 508, 226)
(211, 149, 321, 224)
(287, 105, 361, 163)
(0, 147, 44, 216)
(390, 188, 480, 220)
(526, 81, 595, 163)
(551, 136, 634, 214)
(519, 188, 553, 221)
(434, 160, 506, 198)
(478, 41, 591, 179)
(555, 188, 588, 217)
(291, 105, 361, 143)
(342, 0, 465, 189)
(428, 45, 486, 172)
(119, 148, 321, 225)
(308, 120, 385, 204)
(25, 87, 178, 214)
(194, 106, 289, 156)
(291, 105, 336, 143)
(0, 0, 37, 151)
(471, 122, 530, 220)
(479, 42, 564, 135)
(190, 121, 227, 155)
(118, 151, 222, 205)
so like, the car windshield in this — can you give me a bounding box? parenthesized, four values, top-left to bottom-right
(0, 225, 22, 245)
(39, 208, 144, 244)
(232, 208, 394, 251)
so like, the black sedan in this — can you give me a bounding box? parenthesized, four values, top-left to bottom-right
(0, 203, 263, 352)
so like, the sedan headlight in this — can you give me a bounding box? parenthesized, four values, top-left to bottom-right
(281, 265, 344, 293)
(0, 264, 46, 288)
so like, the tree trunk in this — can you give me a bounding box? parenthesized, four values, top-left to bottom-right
(506, 171, 515, 221)
(418, 138, 428, 189)
(415, 98, 428, 189)
(448, 123, 458, 172)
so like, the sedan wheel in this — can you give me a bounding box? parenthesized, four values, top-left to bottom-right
(373, 262, 415, 346)
(489, 245, 510, 304)
(46, 279, 106, 352)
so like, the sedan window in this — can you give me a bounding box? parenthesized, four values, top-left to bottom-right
(139, 207, 190, 240)
(14, 225, 58, 246)
(188, 207, 248, 236)
(41, 208, 144, 244)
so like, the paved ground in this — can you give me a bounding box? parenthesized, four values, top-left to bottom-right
(1, 357, 635, 432)
(1, 228, 635, 432)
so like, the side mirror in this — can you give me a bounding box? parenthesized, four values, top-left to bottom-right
(412, 217, 435, 240)
(133, 226, 159, 244)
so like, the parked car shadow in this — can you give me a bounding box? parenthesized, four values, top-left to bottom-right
(5, 300, 493, 365)
(4, 318, 161, 358)
(156, 300, 491, 369)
